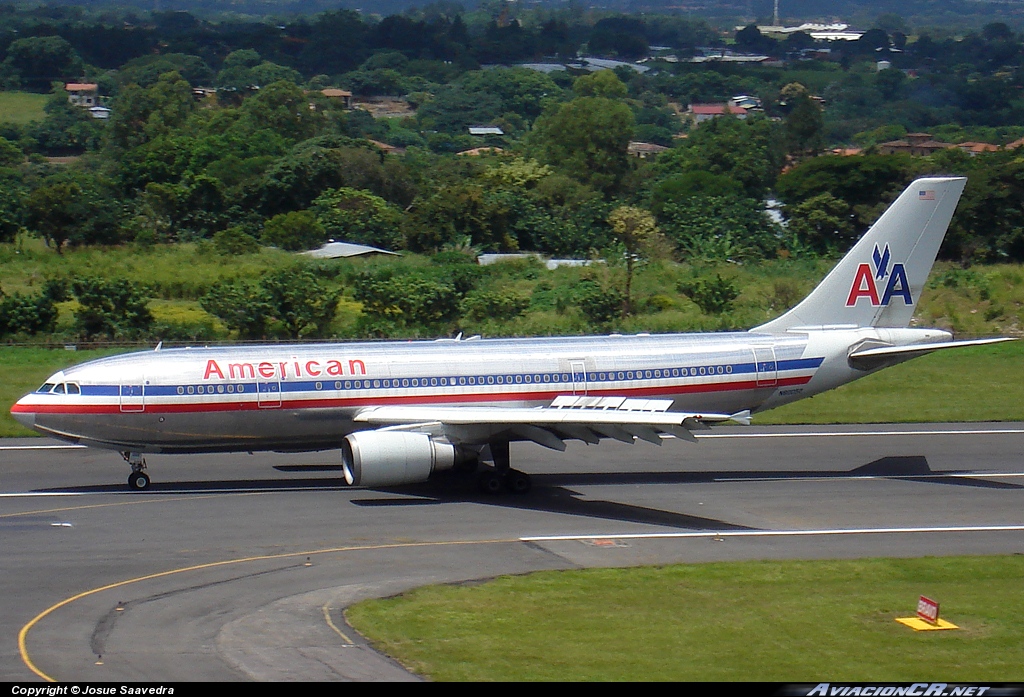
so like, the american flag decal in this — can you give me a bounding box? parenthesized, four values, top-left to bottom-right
(919, 190, 935, 200)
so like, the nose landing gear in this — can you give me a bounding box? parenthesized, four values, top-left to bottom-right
(122, 452, 150, 490)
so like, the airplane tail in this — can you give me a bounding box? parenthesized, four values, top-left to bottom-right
(754, 176, 967, 333)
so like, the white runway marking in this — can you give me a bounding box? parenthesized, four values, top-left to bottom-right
(715, 472, 1024, 482)
(0, 444, 86, 450)
(523, 524, 1024, 542)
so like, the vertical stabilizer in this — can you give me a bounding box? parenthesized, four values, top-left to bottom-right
(754, 176, 967, 333)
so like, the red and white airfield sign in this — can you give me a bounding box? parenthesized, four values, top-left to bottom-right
(917, 596, 940, 625)
(897, 595, 958, 631)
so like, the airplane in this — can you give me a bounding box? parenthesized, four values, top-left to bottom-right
(10, 176, 1012, 493)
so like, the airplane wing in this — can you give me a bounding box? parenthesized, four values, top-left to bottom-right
(848, 337, 1014, 370)
(354, 395, 750, 451)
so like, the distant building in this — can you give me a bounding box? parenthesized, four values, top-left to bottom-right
(366, 140, 405, 156)
(65, 83, 98, 107)
(957, 141, 999, 156)
(627, 141, 669, 158)
(88, 106, 111, 120)
(456, 147, 504, 156)
(469, 126, 504, 136)
(749, 23, 864, 41)
(320, 88, 352, 109)
(688, 104, 747, 124)
(877, 133, 953, 156)
(302, 242, 399, 259)
(730, 95, 762, 110)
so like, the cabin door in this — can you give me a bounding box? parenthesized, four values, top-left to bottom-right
(570, 360, 588, 395)
(119, 381, 145, 413)
(257, 374, 282, 408)
(752, 346, 778, 388)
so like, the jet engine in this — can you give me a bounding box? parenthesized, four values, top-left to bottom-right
(342, 431, 459, 487)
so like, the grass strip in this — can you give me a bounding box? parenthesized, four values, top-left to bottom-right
(346, 556, 1024, 681)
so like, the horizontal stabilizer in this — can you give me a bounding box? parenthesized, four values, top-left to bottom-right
(848, 337, 1014, 370)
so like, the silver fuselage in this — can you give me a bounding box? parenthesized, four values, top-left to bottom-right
(11, 327, 950, 454)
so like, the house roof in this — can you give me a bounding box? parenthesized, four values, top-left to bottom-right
(627, 141, 669, 154)
(65, 83, 98, 92)
(321, 88, 352, 98)
(957, 141, 999, 153)
(456, 147, 504, 156)
(690, 104, 747, 116)
(469, 126, 504, 135)
(302, 242, 400, 259)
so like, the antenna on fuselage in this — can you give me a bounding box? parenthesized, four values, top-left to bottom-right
(154, 341, 163, 352)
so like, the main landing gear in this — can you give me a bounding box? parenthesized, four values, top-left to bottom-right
(122, 451, 150, 490)
(476, 441, 532, 495)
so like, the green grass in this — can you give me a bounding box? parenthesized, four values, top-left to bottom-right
(346, 556, 1024, 681)
(0, 91, 48, 124)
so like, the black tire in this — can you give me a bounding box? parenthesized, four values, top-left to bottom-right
(128, 472, 150, 490)
(506, 470, 532, 494)
(477, 471, 504, 495)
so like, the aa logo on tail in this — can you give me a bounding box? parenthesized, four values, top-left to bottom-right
(846, 244, 913, 307)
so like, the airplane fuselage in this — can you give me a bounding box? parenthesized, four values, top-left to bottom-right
(11, 327, 950, 454)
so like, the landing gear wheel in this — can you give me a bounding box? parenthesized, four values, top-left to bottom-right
(505, 469, 532, 494)
(477, 471, 505, 495)
(128, 471, 150, 490)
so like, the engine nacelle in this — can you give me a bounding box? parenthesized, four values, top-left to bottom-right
(342, 431, 457, 487)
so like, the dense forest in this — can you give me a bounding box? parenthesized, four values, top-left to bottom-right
(0, 2, 1023, 343)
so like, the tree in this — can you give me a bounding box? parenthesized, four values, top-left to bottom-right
(573, 70, 628, 99)
(530, 97, 634, 193)
(1, 36, 83, 90)
(239, 81, 325, 142)
(261, 211, 326, 252)
(351, 268, 463, 336)
(0, 283, 61, 337)
(200, 281, 272, 339)
(26, 173, 123, 252)
(608, 205, 660, 316)
(311, 187, 404, 250)
(109, 71, 195, 150)
(784, 91, 825, 157)
(459, 67, 561, 121)
(201, 267, 342, 339)
(0, 168, 26, 243)
(659, 195, 781, 262)
(655, 115, 784, 199)
(783, 193, 857, 256)
(260, 267, 342, 339)
(71, 277, 153, 340)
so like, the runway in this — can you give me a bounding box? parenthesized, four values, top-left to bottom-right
(2, 423, 1023, 681)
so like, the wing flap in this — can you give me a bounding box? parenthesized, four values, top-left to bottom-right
(354, 401, 748, 450)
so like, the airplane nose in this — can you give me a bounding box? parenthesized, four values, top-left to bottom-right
(10, 400, 35, 429)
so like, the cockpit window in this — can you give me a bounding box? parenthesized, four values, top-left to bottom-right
(53, 383, 66, 394)
(37, 383, 56, 393)
(67, 383, 80, 395)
